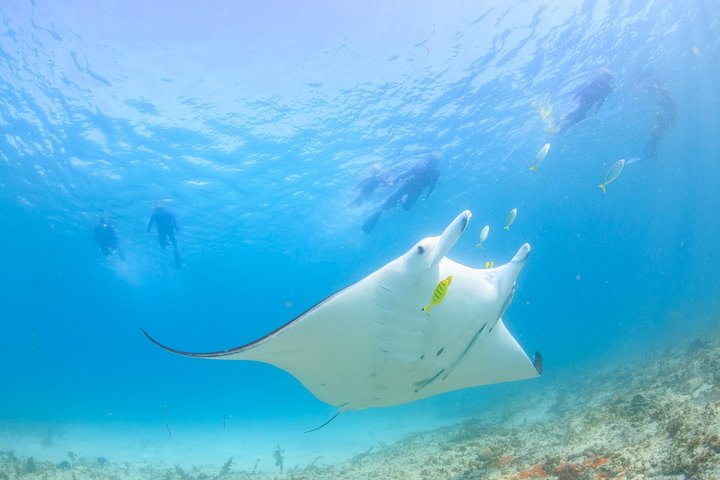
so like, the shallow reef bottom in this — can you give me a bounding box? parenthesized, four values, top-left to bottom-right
(2, 326, 720, 480)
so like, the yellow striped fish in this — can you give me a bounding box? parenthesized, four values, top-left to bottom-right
(422, 275, 453, 314)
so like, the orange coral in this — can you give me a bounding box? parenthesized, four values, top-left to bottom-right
(583, 455, 609, 469)
(513, 463, 549, 479)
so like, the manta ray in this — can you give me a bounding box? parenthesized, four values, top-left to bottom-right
(143, 210, 541, 416)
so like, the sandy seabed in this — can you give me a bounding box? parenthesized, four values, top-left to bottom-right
(2, 327, 719, 480)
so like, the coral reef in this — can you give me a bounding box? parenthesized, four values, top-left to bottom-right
(1, 328, 719, 479)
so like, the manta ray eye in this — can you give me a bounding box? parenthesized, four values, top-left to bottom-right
(417, 246, 425, 254)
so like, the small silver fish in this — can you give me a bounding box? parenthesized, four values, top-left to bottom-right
(504, 208, 517, 231)
(599, 159, 625, 193)
(530, 143, 550, 172)
(476, 225, 490, 248)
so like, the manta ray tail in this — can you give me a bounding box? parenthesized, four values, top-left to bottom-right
(304, 409, 343, 434)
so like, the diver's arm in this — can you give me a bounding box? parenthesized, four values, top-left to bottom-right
(171, 214, 179, 233)
(147, 214, 155, 232)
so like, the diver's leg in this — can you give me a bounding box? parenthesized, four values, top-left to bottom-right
(558, 109, 580, 134)
(642, 138, 658, 160)
(401, 188, 421, 211)
(558, 101, 592, 134)
(168, 231, 182, 268)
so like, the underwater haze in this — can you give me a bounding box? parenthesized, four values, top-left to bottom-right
(2, 0, 720, 478)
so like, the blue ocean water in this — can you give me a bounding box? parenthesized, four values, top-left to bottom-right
(1, 0, 719, 469)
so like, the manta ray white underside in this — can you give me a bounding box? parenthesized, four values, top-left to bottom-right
(143, 210, 542, 412)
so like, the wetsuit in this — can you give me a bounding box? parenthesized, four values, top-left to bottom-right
(94, 218, 125, 260)
(642, 84, 676, 160)
(147, 207, 178, 249)
(362, 156, 440, 233)
(148, 207, 183, 268)
(558, 71, 613, 134)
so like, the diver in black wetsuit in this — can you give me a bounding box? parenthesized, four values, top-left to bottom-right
(641, 82, 676, 160)
(362, 154, 440, 233)
(147, 202, 183, 268)
(557, 69, 614, 134)
(94, 217, 125, 261)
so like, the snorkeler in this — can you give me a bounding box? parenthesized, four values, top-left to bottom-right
(641, 81, 676, 160)
(362, 153, 440, 233)
(557, 68, 614, 134)
(147, 200, 183, 269)
(351, 163, 393, 206)
(94, 217, 125, 261)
